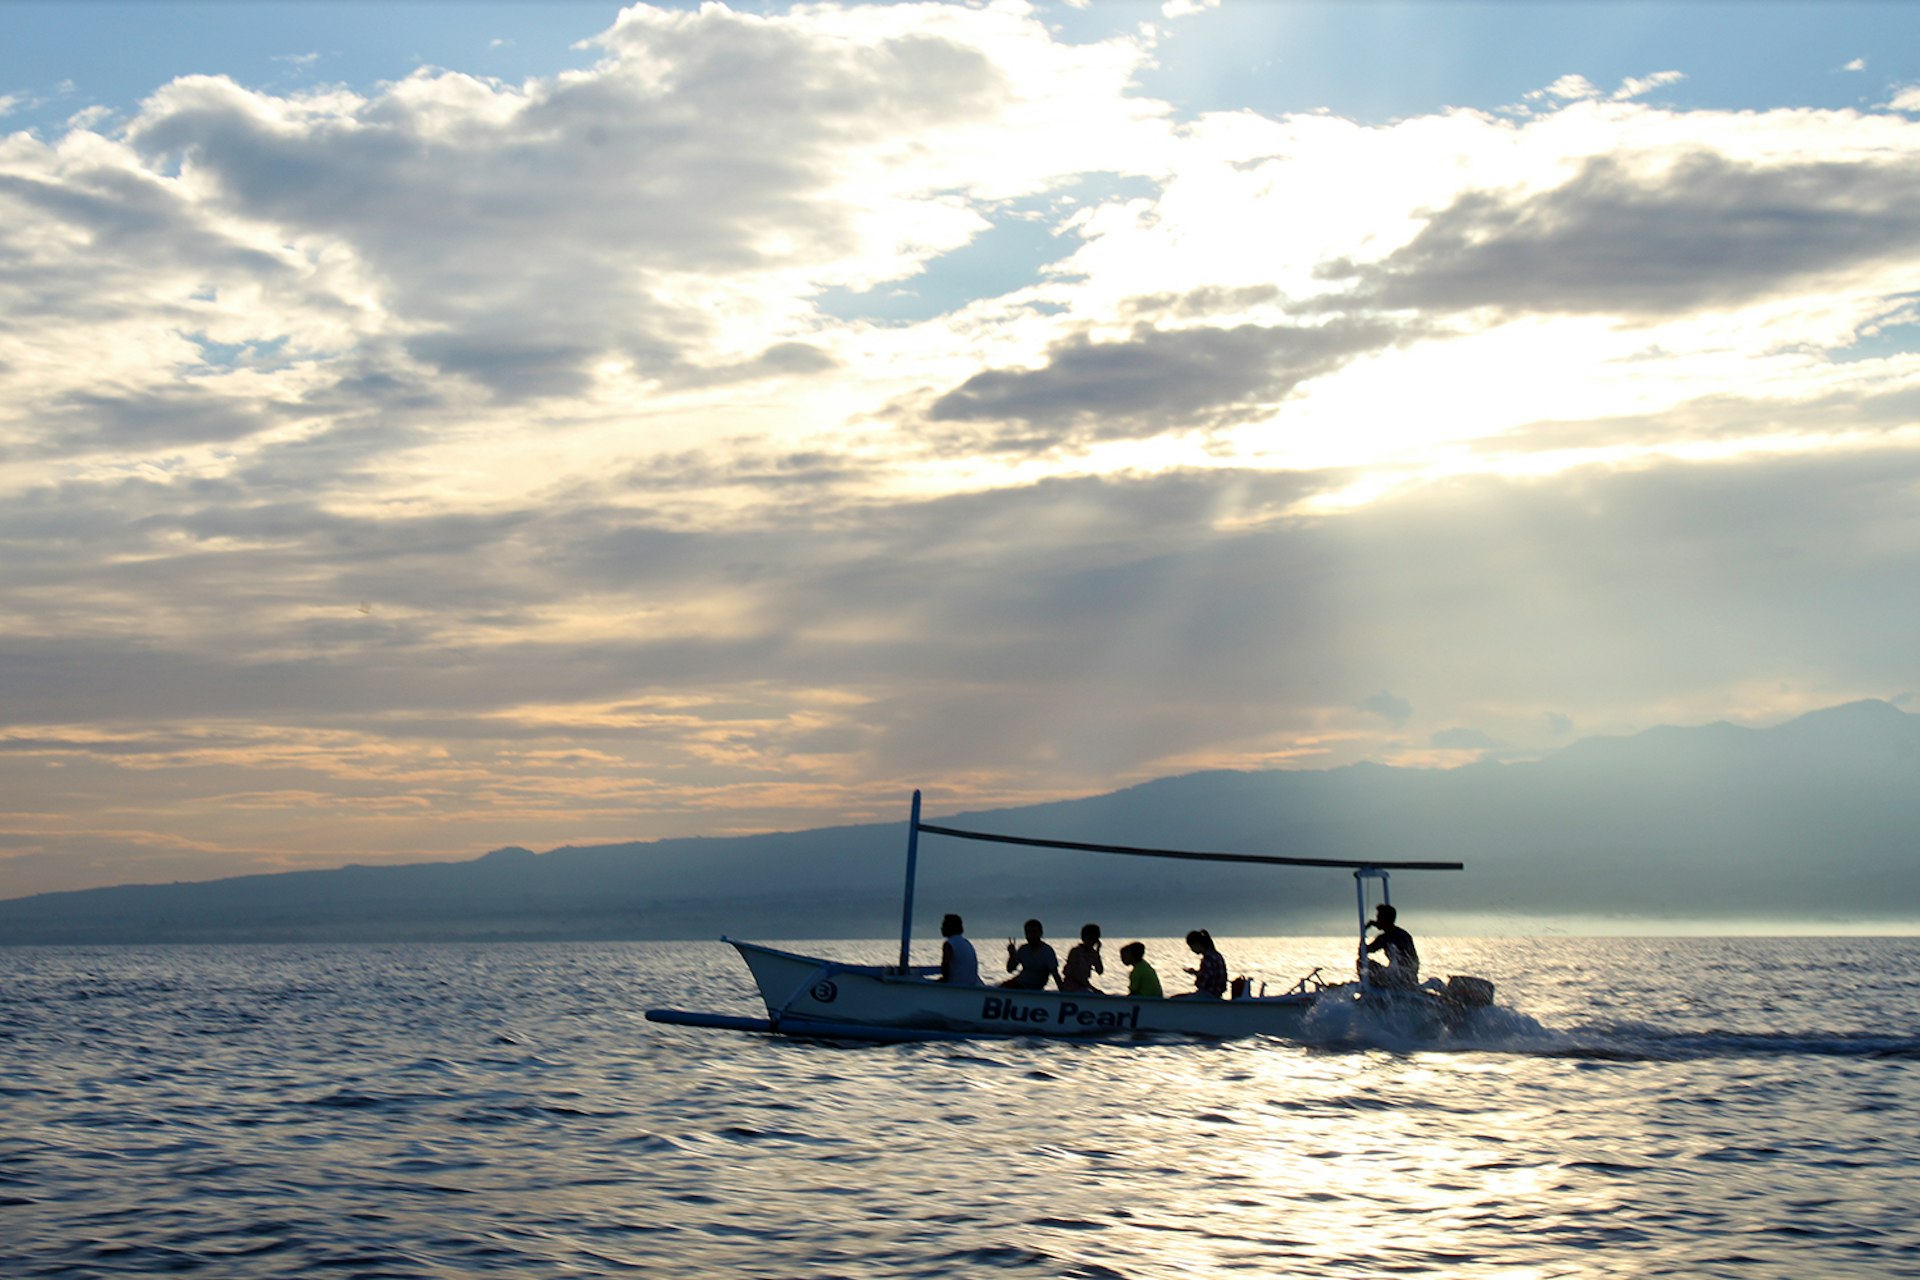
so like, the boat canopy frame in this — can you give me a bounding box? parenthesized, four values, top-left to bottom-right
(894, 789, 1462, 976)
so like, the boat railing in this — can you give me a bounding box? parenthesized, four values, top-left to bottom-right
(1284, 966, 1333, 996)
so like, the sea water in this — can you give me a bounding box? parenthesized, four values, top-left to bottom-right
(3, 937, 1917, 1279)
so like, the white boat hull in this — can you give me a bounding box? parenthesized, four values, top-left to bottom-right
(728, 939, 1317, 1039)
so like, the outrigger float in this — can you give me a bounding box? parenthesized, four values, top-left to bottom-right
(646, 791, 1497, 1043)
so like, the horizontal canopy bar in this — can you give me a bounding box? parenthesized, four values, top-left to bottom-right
(913, 821, 1463, 871)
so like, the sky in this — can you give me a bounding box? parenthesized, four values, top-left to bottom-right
(3, 0, 1919, 898)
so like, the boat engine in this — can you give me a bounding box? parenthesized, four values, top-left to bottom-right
(1443, 974, 1496, 1008)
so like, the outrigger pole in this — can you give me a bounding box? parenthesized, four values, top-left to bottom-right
(894, 793, 1462, 970)
(914, 821, 1464, 871)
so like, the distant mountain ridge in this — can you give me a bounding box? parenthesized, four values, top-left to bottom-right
(2, 699, 1916, 943)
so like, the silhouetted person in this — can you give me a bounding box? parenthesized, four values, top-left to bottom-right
(1120, 941, 1162, 998)
(1364, 903, 1420, 989)
(937, 912, 979, 984)
(1060, 922, 1104, 993)
(1174, 928, 1227, 999)
(1001, 918, 1060, 989)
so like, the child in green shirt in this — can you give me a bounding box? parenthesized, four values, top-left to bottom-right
(1120, 941, 1162, 999)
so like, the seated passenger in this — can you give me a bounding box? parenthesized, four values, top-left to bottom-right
(1001, 918, 1061, 990)
(1059, 922, 1104, 993)
(1120, 941, 1162, 999)
(1174, 928, 1227, 999)
(1363, 904, 1420, 989)
(937, 912, 980, 985)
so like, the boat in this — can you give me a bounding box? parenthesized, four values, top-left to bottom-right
(646, 791, 1495, 1042)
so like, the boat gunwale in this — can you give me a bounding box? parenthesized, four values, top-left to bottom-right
(727, 937, 1321, 1008)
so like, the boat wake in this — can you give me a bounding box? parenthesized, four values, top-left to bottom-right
(1291, 1002, 1920, 1061)
(1526, 1022, 1920, 1062)
(1296, 995, 1549, 1051)
(1273, 983, 1920, 1062)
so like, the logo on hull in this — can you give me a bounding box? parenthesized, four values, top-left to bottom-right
(979, 995, 1141, 1030)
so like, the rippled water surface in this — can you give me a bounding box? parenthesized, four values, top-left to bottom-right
(5, 937, 1919, 1278)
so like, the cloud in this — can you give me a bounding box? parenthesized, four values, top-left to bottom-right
(1361, 692, 1413, 727)
(9, 443, 1920, 890)
(1430, 726, 1504, 750)
(923, 317, 1404, 449)
(7, 2, 1166, 422)
(1519, 71, 1682, 109)
(1325, 151, 1920, 318)
(23, 385, 284, 457)
(1613, 71, 1685, 101)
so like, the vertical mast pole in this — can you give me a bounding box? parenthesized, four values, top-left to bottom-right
(1354, 868, 1367, 986)
(897, 789, 922, 974)
(1354, 867, 1390, 989)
